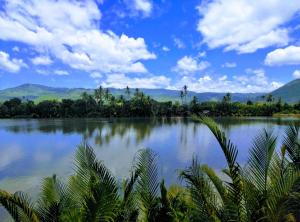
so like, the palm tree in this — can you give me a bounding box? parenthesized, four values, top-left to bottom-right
(94, 86, 103, 105)
(134, 88, 140, 97)
(0, 145, 176, 222)
(81, 92, 89, 101)
(183, 85, 188, 104)
(125, 86, 131, 100)
(81, 92, 89, 112)
(119, 95, 125, 106)
(180, 90, 184, 105)
(222, 92, 232, 103)
(104, 88, 110, 103)
(0, 190, 39, 222)
(266, 94, 274, 103)
(182, 116, 300, 221)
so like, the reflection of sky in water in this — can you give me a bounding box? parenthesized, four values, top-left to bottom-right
(0, 117, 299, 198)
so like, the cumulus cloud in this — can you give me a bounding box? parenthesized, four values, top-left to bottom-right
(197, 51, 206, 58)
(265, 45, 300, 66)
(0, 144, 23, 169)
(222, 62, 236, 68)
(54, 70, 69, 76)
(36, 69, 48, 75)
(293, 70, 300, 79)
(0, 51, 27, 73)
(162, 46, 170, 52)
(31, 56, 53, 65)
(130, 0, 153, 17)
(12, 46, 19, 52)
(90, 71, 102, 79)
(173, 56, 210, 75)
(197, 0, 300, 53)
(101, 73, 171, 89)
(174, 69, 282, 93)
(0, 0, 155, 75)
(173, 37, 186, 49)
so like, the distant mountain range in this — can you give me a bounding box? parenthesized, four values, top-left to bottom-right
(0, 79, 299, 103)
(271, 79, 300, 103)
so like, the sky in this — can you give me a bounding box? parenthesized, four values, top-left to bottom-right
(0, 0, 300, 93)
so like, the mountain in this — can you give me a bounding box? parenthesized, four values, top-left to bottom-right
(271, 79, 300, 103)
(0, 84, 94, 102)
(0, 83, 263, 103)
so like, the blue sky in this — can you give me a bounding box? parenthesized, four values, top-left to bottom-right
(0, 0, 300, 92)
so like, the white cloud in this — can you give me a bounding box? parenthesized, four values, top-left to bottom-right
(12, 46, 19, 52)
(54, 70, 69, 76)
(90, 71, 102, 79)
(101, 73, 171, 89)
(197, 0, 300, 53)
(131, 0, 153, 17)
(31, 56, 53, 65)
(219, 75, 227, 81)
(173, 56, 210, 75)
(0, 144, 23, 169)
(36, 69, 48, 75)
(0, 0, 155, 75)
(293, 70, 300, 79)
(197, 51, 206, 58)
(173, 37, 185, 49)
(265, 45, 300, 66)
(174, 69, 282, 93)
(162, 46, 170, 52)
(0, 51, 26, 73)
(222, 62, 236, 68)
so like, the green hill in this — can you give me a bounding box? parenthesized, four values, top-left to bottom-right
(0, 84, 94, 102)
(271, 79, 300, 103)
(0, 83, 263, 103)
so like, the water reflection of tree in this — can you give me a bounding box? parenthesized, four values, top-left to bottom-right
(92, 118, 181, 146)
(5, 117, 299, 147)
(4, 118, 184, 146)
(214, 117, 300, 131)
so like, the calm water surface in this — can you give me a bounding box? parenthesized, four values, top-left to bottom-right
(0, 117, 299, 198)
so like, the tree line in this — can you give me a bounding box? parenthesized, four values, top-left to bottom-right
(1, 116, 300, 221)
(0, 86, 300, 118)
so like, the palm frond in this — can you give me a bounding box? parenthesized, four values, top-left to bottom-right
(283, 125, 300, 168)
(267, 153, 300, 220)
(269, 173, 299, 220)
(247, 130, 277, 192)
(180, 157, 221, 221)
(73, 143, 119, 221)
(0, 189, 38, 222)
(123, 169, 140, 204)
(36, 174, 71, 222)
(193, 116, 238, 170)
(193, 116, 245, 221)
(155, 180, 174, 222)
(117, 169, 140, 222)
(201, 165, 226, 202)
(135, 148, 160, 221)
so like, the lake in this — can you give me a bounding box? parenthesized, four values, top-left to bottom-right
(0, 117, 299, 198)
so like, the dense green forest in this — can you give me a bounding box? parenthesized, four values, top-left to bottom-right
(1, 116, 300, 221)
(0, 86, 300, 118)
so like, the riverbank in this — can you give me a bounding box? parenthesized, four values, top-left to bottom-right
(273, 113, 300, 118)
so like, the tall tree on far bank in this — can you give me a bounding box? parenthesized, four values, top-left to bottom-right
(125, 86, 131, 100)
(183, 85, 188, 104)
(222, 92, 232, 103)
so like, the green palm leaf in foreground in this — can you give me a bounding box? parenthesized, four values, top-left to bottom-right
(190, 115, 300, 222)
(1, 117, 300, 221)
(0, 190, 38, 222)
